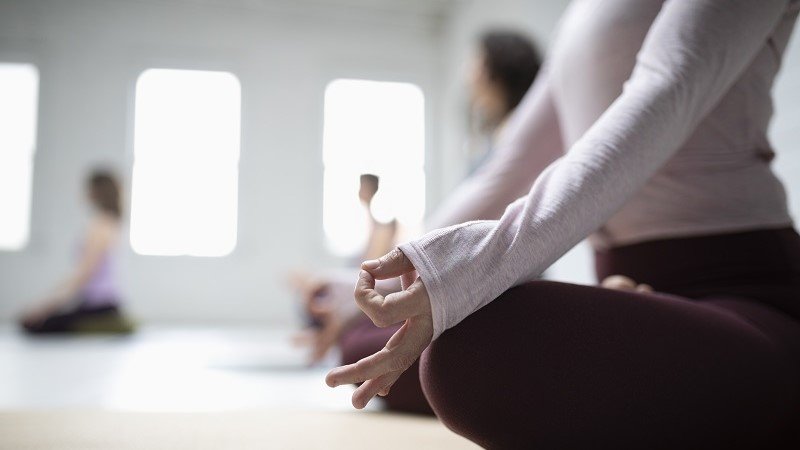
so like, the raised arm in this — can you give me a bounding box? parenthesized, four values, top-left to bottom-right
(426, 65, 564, 229)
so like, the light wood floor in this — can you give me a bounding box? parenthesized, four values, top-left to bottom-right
(0, 326, 475, 449)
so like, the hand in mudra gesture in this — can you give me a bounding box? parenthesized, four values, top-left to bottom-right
(326, 248, 433, 409)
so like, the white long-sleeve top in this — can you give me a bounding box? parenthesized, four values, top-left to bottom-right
(401, 0, 799, 340)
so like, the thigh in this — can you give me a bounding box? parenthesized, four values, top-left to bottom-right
(420, 280, 800, 450)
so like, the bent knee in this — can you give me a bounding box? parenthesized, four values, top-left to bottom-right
(419, 334, 511, 448)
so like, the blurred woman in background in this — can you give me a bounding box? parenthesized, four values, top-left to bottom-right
(20, 169, 134, 334)
(465, 30, 542, 172)
(358, 174, 397, 262)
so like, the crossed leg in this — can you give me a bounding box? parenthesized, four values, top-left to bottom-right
(420, 280, 800, 449)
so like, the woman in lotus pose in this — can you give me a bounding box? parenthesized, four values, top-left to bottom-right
(326, 0, 800, 448)
(20, 169, 133, 334)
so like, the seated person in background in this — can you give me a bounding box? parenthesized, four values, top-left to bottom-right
(358, 174, 397, 262)
(463, 30, 543, 173)
(291, 29, 543, 414)
(20, 169, 134, 334)
(289, 174, 396, 330)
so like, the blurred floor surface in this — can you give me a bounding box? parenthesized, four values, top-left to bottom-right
(0, 325, 476, 449)
(0, 410, 476, 449)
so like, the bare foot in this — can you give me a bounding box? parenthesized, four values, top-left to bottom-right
(601, 275, 653, 293)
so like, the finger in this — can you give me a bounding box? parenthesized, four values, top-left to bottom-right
(354, 270, 388, 324)
(326, 347, 395, 387)
(378, 370, 403, 397)
(326, 323, 416, 387)
(387, 315, 432, 356)
(380, 278, 428, 322)
(352, 370, 404, 408)
(356, 272, 426, 327)
(361, 248, 414, 279)
(400, 270, 418, 291)
(350, 320, 431, 405)
(636, 283, 654, 293)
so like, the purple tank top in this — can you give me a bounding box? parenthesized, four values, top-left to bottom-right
(78, 243, 120, 307)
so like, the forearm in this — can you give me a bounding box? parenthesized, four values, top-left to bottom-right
(402, 82, 720, 339)
(403, 0, 790, 340)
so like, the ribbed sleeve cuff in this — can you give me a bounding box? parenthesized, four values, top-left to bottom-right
(398, 232, 449, 341)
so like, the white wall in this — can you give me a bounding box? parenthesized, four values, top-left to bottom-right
(1, 0, 799, 323)
(0, 0, 446, 324)
(771, 25, 800, 223)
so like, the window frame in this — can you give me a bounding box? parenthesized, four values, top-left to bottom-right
(0, 61, 40, 252)
(128, 67, 243, 258)
(320, 77, 427, 258)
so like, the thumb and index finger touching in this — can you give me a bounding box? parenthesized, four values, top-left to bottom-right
(361, 248, 414, 279)
(355, 248, 427, 327)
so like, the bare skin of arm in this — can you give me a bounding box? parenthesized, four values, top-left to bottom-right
(363, 220, 398, 262)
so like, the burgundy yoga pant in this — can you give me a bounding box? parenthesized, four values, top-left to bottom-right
(341, 228, 800, 448)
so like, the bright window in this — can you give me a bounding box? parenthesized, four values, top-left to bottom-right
(130, 69, 241, 257)
(323, 79, 425, 257)
(0, 63, 38, 251)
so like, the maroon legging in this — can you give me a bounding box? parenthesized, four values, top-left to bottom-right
(340, 228, 800, 448)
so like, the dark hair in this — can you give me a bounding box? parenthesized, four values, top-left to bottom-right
(360, 173, 380, 190)
(479, 30, 542, 115)
(88, 169, 122, 219)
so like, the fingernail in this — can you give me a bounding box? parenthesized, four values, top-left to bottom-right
(325, 374, 337, 387)
(362, 259, 379, 270)
(359, 270, 371, 280)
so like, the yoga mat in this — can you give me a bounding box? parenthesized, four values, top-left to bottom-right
(0, 410, 477, 449)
